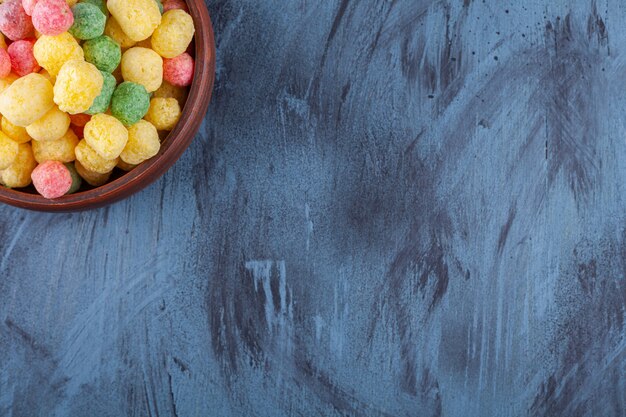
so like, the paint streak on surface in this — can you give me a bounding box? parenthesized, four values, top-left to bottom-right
(1, 1, 626, 416)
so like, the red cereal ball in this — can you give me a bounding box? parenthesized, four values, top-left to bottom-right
(32, 0, 74, 36)
(163, 52, 194, 87)
(71, 123, 84, 138)
(22, 0, 39, 16)
(162, 0, 188, 12)
(31, 160, 73, 199)
(0, 0, 35, 41)
(8, 39, 40, 76)
(0, 48, 11, 78)
(69, 113, 91, 127)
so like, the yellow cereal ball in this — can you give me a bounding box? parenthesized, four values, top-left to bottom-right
(120, 120, 160, 164)
(117, 159, 137, 171)
(1, 117, 31, 144)
(74, 139, 118, 174)
(0, 73, 18, 94)
(144, 97, 181, 131)
(26, 106, 71, 142)
(0, 143, 37, 188)
(104, 17, 136, 49)
(84, 114, 128, 160)
(107, 0, 161, 42)
(74, 160, 111, 186)
(39, 69, 55, 84)
(54, 60, 104, 114)
(0, 73, 55, 127)
(121, 47, 163, 93)
(0, 131, 19, 170)
(151, 10, 195, 58)
(32, 129, 79, 163)
(34, 33, 84, 77)
(0, 33, 6, 50)
(153, 81, 188, 108)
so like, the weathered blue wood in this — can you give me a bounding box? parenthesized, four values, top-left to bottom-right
(1, 1, 625, 416)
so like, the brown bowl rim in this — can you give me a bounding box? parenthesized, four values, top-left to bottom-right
(0, 1, 216, 212)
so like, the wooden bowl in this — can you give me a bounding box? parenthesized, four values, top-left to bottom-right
(0, 1, 215, 212)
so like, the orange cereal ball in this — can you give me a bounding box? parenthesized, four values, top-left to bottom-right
(32, 128, 79, 163)
(0, 142, 37, 187)
(121, 47, 162, 93)
(103, 16, 136, 49)
(0, 73, 54, 126)
(74, 138, 117, 174)
(33, 32, 84, 76)
(74, 159, 110, 186)
(151, 9, 194, 58)
(0, 131, 19, 170)
(120, 119, 159, 164)
(1, 116, 32, 143)
(144, 97, 181, 131)
(84, 113, 128, 159)
(26, 105, 70, 141)
(53, 59, 103, 114)
(107, 0, 161, 42)
(0, 33, 6, 49)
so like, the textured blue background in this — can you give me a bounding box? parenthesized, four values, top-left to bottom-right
(1, 1, 626, 416)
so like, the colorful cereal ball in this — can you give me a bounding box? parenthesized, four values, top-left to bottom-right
(86, 71, 116, 114)
(0, 33, 6, 49)
(121, 47, 163, 93)
(82, 35, 121, 73)
(0, 48, 11, 78)
(32, 0, 74, 36)
(33, 32, 84, 76)
(144, 97, 181, 131)
(104, 17, 136, 49)
(22, 0, 39, 16)
(162, 0, 188, 13)
(0, 0, 35, 41)
(80, 0, 107, 16)
(107, 0, 161, 42)
(84, 113, 128, 159)
(69, 2, 105, 40)
(53, 60, 103, 114)
(151, 9, 194, 58)
(163, 52, 193, 87)
(8, 39, 40, 76)
(69, 113, 90, 127)
(0, 143, 37, 187)
(0, 73, 18, 94)
(74, 139, 117, 173)
(2, 117, 32, 143)
(74, 159, 109, 186)
(120, 120, 160, 165)
(153, 80, 188, 106)
(0, 73, 54, 126)
(0, 131, 19, 170)
(32, 128, 79, 163)
(31, 160, 74, 198)
(26, 105, 70, 141)
(110, 82, 150, 126)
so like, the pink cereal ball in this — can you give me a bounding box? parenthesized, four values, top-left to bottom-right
(0, 0, 35, 40)
(8, 39, 40, 76)
(162, 0, 188, 12)
(32, 0, 74, 36)
(0, 48, 11, 78)
(22, 0, 39, 16)
(31, 160, 72, 199)
(163, 52, 194, 87)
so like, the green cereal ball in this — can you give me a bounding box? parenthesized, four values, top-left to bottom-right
(155, 0, 164, 14)
(69, 3, 106, 40)
(80, 0, 108, 16)
(83, 35, 121, 73)
(111, 82, 150, 126)
(64, 163, 82, 194)
(86, 71, 116, 115)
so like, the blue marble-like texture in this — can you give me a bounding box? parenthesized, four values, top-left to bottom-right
(1, 1, 625, 416)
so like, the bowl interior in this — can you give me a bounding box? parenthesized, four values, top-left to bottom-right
(0, 0, 215, 212)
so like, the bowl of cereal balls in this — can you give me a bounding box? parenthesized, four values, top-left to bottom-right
(0, 0, 215, 211)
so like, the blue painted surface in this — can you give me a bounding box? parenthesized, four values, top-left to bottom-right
(1, 1, 626, 416)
